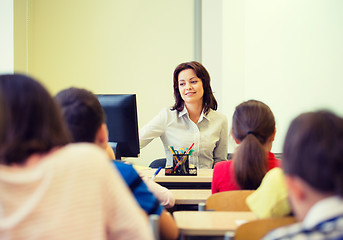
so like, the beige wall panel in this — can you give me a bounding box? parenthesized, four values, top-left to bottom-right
(16, 0, 194, 166)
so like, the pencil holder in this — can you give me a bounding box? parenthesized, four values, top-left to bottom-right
(164, 150, 197, 176)
(172, 153, 189, 174)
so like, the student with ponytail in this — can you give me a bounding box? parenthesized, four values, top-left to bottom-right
(211, 100, 281, 193)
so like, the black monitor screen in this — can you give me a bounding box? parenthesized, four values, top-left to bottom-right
(97, 94, 140, 159)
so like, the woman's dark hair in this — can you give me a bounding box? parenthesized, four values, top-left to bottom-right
(0, 74, 71, 165)
(283, 111, 343, 196)
(171, 61, 217, 115)
(55, 87, 105, 143)
(232, 100, 275, 189)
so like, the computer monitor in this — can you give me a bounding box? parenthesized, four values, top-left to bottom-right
(96, 94, 140, 160)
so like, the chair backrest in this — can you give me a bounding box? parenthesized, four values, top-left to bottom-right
(205, 190, 255, 211)
(227, 153, 233, 160)
(234, 216, 297, 240)
(149, 158, 166, 168)
(274, 153, 283, 160)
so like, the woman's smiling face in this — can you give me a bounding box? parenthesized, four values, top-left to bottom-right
(178, 69, 204, 106)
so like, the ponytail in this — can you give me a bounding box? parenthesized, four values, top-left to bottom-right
(234, 133, 267, 189)
(231, 100, 275, 190)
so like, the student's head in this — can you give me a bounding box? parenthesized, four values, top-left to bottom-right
(283, 110, 343, 220)
(55, 87, 108, 149)
(232, 100, 276, 189)
(0, 74, 71, 165)
(172, 61, 217, 114)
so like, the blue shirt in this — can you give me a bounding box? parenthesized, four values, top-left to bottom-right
(113, 161, 162, 216)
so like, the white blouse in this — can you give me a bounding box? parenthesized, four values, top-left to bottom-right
(140, 107, 229, 169)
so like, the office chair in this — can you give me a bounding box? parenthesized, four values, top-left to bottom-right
(227, 153, 233, 160)
(149, 158, 166, 168)
(274, 153, 283, 160)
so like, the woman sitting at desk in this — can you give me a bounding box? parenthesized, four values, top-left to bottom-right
(139, 61, 228, 169)
(212, 100, 281, 193)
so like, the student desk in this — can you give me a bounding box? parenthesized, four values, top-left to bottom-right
(173, 211, 257, 238)
(170, 189, 211, 205)
(168, 189, 212, 212)
(138, 169, 213, 189)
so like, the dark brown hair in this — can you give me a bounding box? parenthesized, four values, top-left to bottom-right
(283, 111, 343, 196)
(171, 61, 217, 115)
(232, 100, 275, 189)
(55, 87, 105, 143)
(0, 74, 71, 165)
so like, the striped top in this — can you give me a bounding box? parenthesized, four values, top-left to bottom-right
(0, 143, 153, 240)
(263, 196, 343, 240)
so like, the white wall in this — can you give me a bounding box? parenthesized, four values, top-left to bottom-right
(0, 0, 14, 74)
(204, 0, 343, 153)
(202, 0, 223, 111)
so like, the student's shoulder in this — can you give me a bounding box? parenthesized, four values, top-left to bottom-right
(113, 164, 162, 215)
(113, 161, 138, 176)
(55, 143, 109, 167)
(49, 143, 115, 180)
(214, 160, 231, 172)
(266, 167, 284, 178)
(62, 142, 106, 155)
(215, 160, 231, 167)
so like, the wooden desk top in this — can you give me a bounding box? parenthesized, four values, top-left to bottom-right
(170, 189, 212, 205)
(138, 169, 213, 183)
(173, 211, 257, 236)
